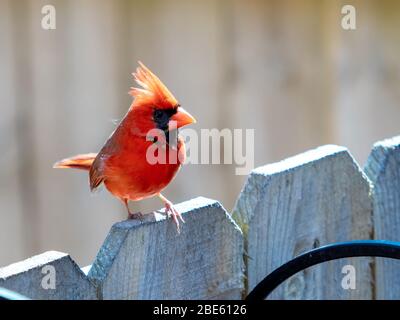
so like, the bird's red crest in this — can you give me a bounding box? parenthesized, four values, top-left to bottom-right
(129, 62, 178, 109)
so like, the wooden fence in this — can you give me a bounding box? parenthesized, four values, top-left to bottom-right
(0, 135, 399, 300)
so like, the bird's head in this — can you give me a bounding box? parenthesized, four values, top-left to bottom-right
(128, 62, 196, 136)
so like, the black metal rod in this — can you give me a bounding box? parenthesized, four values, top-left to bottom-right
(246, 240, 400, 300)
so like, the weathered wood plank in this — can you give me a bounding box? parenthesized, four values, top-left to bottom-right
(0, 251, 97, 300)
(334, 1, 400, 163)
(0, 0, 25, 266)
(33, 0, 124, 267)
(232, 145, 373, 299)
(88, 197, 244, 299)
(365, 135, 400, 300)
(229, 0, 336, 164)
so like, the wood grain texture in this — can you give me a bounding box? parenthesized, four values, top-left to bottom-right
(232, 145, 373, 299)
(88, 197, 244, 299)
(0, 251, 97, 300)
(365, 135, 400, 299)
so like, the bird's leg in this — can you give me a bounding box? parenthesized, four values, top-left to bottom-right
(123, 199, 143, 220)
(157, 193, 184, 233)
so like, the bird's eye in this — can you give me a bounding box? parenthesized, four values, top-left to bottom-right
(154, 109, 164, 120)
(153, 108, 170, 131)
(153, 107, 179, 132)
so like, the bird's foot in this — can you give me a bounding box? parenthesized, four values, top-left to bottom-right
(127, 211, 144, 221)
(163, 200, 184, 234)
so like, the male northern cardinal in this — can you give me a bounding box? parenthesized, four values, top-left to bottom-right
(54, 62, 196, 233)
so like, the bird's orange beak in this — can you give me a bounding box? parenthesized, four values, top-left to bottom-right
(170, 107, 196, 129)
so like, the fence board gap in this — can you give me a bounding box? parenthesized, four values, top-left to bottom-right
(365, 135, 400, 300)
(233, 144, 373, 299)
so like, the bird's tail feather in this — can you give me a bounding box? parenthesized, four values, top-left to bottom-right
(53, 153, 97, 171)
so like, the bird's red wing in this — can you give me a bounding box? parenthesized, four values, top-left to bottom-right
(89, 153, 105, 191)
(89, 124, 122, 191)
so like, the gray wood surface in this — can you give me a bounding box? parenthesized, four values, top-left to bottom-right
(365, 135, 400, 299)
(0, 251, 97, 299)
(232, 145, 373, 299)
(88, 197, 244, 299)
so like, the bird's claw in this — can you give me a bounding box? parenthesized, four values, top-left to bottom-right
(164, 201, 184, 233)
(127, 211, 144, 221)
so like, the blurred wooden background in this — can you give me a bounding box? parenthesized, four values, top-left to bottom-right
(0, 0, 399, 267)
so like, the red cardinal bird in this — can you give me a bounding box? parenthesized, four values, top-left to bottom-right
(54, 62, 196, 233)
